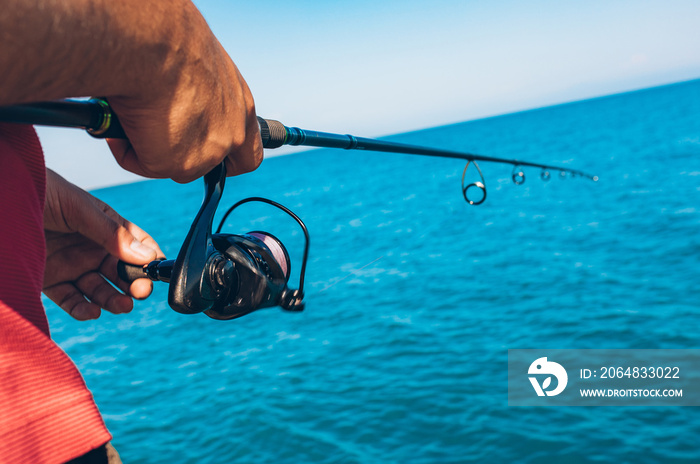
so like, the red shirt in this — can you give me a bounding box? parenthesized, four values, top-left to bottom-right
(0, 123, 111, 463)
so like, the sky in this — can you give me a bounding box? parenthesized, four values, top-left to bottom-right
(40, 0, 700, 190)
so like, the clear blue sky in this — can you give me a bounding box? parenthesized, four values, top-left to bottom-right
(41, 0, 700, 189)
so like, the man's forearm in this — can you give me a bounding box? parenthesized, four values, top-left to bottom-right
(0, 0, 207, 105)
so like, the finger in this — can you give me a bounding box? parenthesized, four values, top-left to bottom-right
(75, 271, 133, 315)
(97, 202, 166, 260)
(44, 239, 107, 288)
(71, 195, 159, 265)
(224, 109, 263, 175)
(225, 79, 263, 176)
(107, 138, 165, 180)
(109, 137, 202, 184)
(44, 283, 101, 321)
(45, 230, 87, 249)
(100, 254, 154, 300)
(106, 139, 141, 175)
(123, 220, 165, 260)
(129, 278, 155, 301)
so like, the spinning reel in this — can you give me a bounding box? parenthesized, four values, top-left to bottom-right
(117, 163, 309, 320)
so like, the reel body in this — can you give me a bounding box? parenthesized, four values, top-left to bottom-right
(118, 162, 308, 321)
(206, 231, 299, 320)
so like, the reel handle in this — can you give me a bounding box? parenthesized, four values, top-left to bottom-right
(117, 259, 174, 283)
(117, 262, 146, 282)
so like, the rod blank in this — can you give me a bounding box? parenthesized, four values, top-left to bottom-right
(258, 117, 597, 180)
(0, 99, 598, 181)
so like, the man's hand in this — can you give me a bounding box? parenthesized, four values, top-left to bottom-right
(106, 19, 264, 183)
(1, 0, 263, 183)
(43, 169, 165, 321)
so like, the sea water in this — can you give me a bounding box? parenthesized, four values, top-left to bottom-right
(45, 79, 700, 463)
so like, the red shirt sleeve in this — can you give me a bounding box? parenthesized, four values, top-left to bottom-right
(0, 123, 111, 463)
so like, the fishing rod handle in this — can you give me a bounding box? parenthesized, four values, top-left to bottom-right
(79, 98, 127, 139)
(85, 106, 288, 153)
(82, 98, 126, 139)
(0, 100, 279, 146)
(96, 109, 284, 145)
(0, 98, 126, 138)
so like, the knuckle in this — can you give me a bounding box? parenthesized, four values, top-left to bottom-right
(229, 129, 247, 151)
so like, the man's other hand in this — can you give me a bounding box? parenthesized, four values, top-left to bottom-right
(43, 169, 165, 321)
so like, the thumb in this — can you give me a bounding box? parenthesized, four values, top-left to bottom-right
(72, 197, 158, 265)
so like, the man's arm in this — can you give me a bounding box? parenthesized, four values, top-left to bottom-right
(0, 0, 262, 182)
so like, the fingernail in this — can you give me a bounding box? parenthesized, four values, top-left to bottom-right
(130, 239, 156, 260)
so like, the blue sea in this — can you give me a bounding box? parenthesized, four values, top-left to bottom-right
(45, 79, 700, 463)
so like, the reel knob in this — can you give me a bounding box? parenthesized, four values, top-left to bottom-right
(280, 288, 305, 312)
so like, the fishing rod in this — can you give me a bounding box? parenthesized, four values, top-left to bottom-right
(0, 98, 597, 321)
(0, 98, 597, 205)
